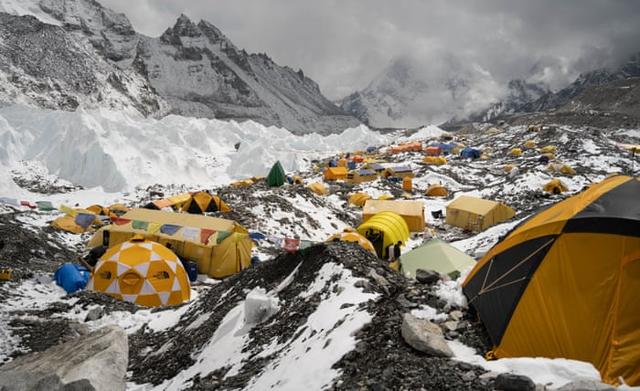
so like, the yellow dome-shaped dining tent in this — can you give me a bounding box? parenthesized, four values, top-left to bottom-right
(357, 211, 410, 259)
(88, 236, 191, 307)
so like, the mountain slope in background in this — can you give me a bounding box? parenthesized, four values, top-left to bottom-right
(0, 0, 358, 134)
(340, 56, 501, 129)
(475, 53, 640, 125)
(479, 79, 549, 122)
(519, 53, 640, 114)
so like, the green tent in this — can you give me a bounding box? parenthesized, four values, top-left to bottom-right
(267, 161, 286, 187)
(400, 238, 476, 278)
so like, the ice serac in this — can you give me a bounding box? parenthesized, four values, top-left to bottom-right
(137, 14, 358, 134)
(0, 0, 359, 134)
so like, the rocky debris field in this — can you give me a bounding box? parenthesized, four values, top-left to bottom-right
(0, 212, 81, 283)
(127, 242, 492, 390)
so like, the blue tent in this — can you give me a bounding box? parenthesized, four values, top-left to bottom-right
(439, 143, 455, 154)
(366, 146, 376, 153)
(347, 161, 357, 170)
(460, 147, 481, 159)
(329, 160, 338, 167)
(54, 263, 90, 294)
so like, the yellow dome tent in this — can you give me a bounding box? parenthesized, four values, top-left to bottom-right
(509, 148, 523, 157)
(86, 204, 109, 216)
(446, 196, 515, 232)
(231, 179, 254, 188)
(540, 145, 557, 154)
(307, 182, 328, 196)
(523, 140, 536, 149)
(181, 191, 231, 214)
(357, 211, 410, 259)
(543, 178, 569, 194)
(88, 236, 190, 307)
(425, 184, 449, 197)
(348, 193, 371, 207)
(377, 193, 394, 200)
(548, 163, 576, 176)
(326, 229, 376, 254)
(463, 175, 640, 386)
(503, 164, 516, 173)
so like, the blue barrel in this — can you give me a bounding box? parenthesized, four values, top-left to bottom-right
(184, 261, 198, 282)
(54, 263, 90, 293)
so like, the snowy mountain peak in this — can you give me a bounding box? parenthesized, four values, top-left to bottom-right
(0, 0, 359, 134)
(341, 54, 501, 128)
(163, 13, 202, 39)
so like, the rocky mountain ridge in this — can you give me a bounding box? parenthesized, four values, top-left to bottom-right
(0, 0, 358, 134)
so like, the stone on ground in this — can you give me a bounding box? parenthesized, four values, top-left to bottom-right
(0, 325, 128, 391)
(494, 372, 536, 391)
(400, 313, 453, 357)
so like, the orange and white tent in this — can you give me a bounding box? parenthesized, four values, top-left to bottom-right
(88, 236, 191, 307)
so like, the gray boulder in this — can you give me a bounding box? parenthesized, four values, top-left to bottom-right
(400, 313, 453, 357)
(415, 269, 441, 285)
(556, 379, 616, 391)
(0, 325, 128, 391)
(494, 373, 536, 391)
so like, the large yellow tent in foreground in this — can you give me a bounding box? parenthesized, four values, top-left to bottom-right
(446, 196, 515, 232)
(463, 175, 640, 386)
(363, 199, 425, 232)
(88, 236, 191, 307)
(88, 209, 252, 279)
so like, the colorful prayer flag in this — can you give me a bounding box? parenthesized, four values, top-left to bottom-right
(200, 228, 216, 245)
(182, 227, 199, 242)
(111, 217, 131, 225)
(132, 220, 149, 230)
(59, 204, 77, 217)
(160, 224, 181, 235)
(36, 201, 55, 211)
(147, 222, 161, 234)
(216, 230, 231, 244)
(283, 237, 300, 253)
(20, 200, 36, 209)
(0, 197, 18, 206)
(299, 240, 314, 250)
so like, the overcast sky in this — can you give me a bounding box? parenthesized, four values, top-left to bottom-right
(100, 0, 640, 100)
